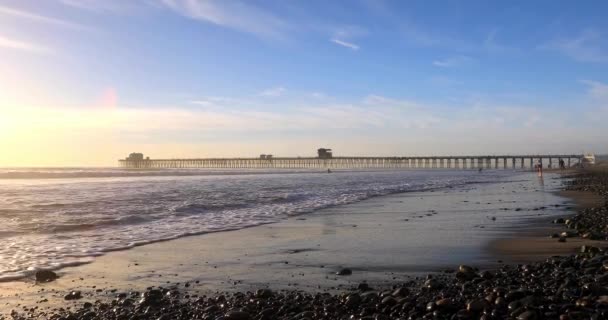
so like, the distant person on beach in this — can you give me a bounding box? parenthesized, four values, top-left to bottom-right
(478, 167, 482, 173)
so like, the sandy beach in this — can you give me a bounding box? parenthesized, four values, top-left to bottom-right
(487, 188, 606, 263)
(0, 171, 582, 312)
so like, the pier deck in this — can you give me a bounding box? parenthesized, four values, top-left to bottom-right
(119, 155, 583, 169)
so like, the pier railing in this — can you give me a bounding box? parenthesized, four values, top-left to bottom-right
(118, 155, 583, 169)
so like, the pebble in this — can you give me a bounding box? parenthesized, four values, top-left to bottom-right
(336, 268, 352, 276)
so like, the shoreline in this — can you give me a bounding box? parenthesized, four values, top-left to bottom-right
(486, 188, 606, 264)
(4, 169, 608, 319)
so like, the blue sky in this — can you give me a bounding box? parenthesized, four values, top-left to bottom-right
(0, 0, 607, 165)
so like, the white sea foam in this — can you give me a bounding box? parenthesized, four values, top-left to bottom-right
(0, 169, 511, 281)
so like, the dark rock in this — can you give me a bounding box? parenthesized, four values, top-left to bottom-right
(225, 310, 251, 320)
(336, 268, 352, 276)
(64, 291, 82, 300)
(35, 270, 58, 283)
(255, 288, 273, 299)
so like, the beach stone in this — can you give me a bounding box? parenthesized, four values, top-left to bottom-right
(436, 298, 457, 311)
(597, 296, 608, 305)
(255, 288, 272, 299)
(516, 309, 540, 320)
(345, 293, 361, 307)
(336, 268, 352, 276)
(64, 291, 82, 300)
(459, 265, 475, 273)
(35, 270, 58, 283)
(381, 296, 397, 306)
(561, 231, 577, 238)
(455, 309, 474, 319)
(391, 287, 409, 297)
(467, 299, 489, 313)
(505, 290, 527, 302)
(358, 283, 370, 291)
(224, 310, 251, 320)
(424, 278, 442, 290)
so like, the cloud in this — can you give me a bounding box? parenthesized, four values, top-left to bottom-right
(329, 25, 367, 50)
(330, 39, 359, 51)
(59, 0, 139, 13)
(310, 92, 326, 99)
(0, 35, 51, 54)
(258, 87, 286, 97)
(544, 29, 608, 63)
(363, 95, 419, 109)
(432, 55, 472, 68)
(161, 0, 288, 39)
(581, 80, 608, 101)
(0, 4, 88, 30)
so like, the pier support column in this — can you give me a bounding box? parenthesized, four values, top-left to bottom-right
(495, 158, 499, 169)
(568, 158, 571, 168)
(530, 158, 533, 169)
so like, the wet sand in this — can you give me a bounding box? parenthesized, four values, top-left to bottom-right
(0, 171, 576, 312)
(487, 189, 606, 263)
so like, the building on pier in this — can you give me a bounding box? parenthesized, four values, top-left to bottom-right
(126, 153, 145, 161)
(317, 148, 333, 159)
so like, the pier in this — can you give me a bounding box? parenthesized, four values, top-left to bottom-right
(119, 154, 584, 170)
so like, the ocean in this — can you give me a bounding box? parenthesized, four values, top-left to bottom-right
(0, 168, 517, 281)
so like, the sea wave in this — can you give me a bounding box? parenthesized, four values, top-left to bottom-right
(0, 169, 511, 281)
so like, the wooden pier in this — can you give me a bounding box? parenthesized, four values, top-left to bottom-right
(119, 155, 583, 170)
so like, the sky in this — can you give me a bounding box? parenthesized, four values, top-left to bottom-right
(1, 0, 607, 166)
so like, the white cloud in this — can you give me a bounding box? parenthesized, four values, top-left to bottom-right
(258, 87, 286, 97)
(161, 0, 288, 39)
(0, 4, 88, 30)
(0, 35, 51, 54)
(432, 55, 472, 68)
(330, 38, 359, 50)
(544, 29, 608, 63)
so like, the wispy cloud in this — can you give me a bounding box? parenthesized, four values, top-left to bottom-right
(0, 35, 51, 54)
(581, 80, 608, 100)
(329, 25, 367, 50)
(544, 29, 608, 63)
(161, 0, 288, 39)
(363, 95, 419, 109)
(432, 55, 472, 68)
(258, 87, 286, 97)
(310, 92, 326, 99)
(0, 4, 88, 30)
(59, 0, 138, 13)
(331, 39, 359, 51)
